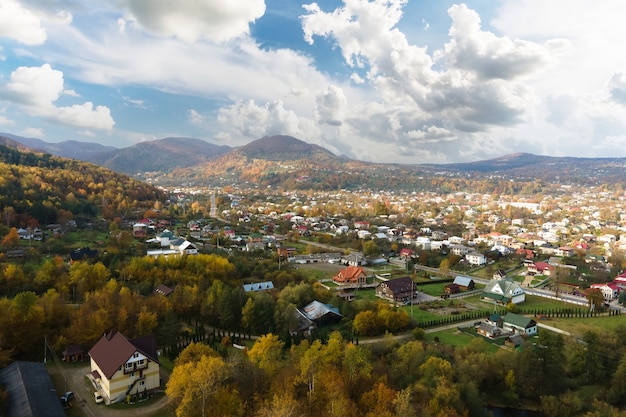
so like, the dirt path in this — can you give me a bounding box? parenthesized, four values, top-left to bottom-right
(49, 363, 171, 417)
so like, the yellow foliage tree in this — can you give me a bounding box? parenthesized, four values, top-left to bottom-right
(166, 352, 232, 417)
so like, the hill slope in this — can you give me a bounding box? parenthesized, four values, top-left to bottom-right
(88, 137, 231, 174)
(0, 144, 165, 225)
(0, 132, 117, 160)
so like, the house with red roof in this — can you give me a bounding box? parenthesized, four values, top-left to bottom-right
(527, 261, 551, 276)
(333, 266, 367, 285)
(590, 282, 620, 301)
(88, 331, 160, 404)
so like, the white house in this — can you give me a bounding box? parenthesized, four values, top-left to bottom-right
(465, 252, 487, 266)
(481, 277, 526, 305)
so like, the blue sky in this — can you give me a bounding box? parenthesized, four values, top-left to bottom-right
(1, 0, 626, 164)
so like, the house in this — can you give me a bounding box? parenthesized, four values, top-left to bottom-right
(69, 247, 98, 264)
(291, 300, 343, 334)
(337, 291, 356, 302)
(502, 312, 537, 335)
(399, 248, 414, 259)
(516, 248, 536, 259)
(554, 246, 575, 257)
(243, 281, 275, 292)
(301, 300, 343, 325)
(590, 282, 620, 301)
(170, 239, 198, 255)
(527, 261, 551, 276)
(146, 239, 198, 258)
(493, 269, 507, 280)
(453, 276, 475, 290)
(88, 331, 160, 404)
(132, 223, 148, 238)
(465, 252, 486, 265)
(153, 284, 174, 296)
(62, 343, 85, 362)
(476, 322, 502, 338)
(376, 276, 416, 304)
(0, 361, 66, 417)
(481, 277, 525, 305)
(444, 283, 460, 294)
(333, 266, 367, 285)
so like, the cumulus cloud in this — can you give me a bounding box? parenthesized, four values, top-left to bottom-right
(216, 99, 306, 141)
(441, 4, 552, 81)
(300, 1, 551, 160)
(0, 0, 47, 45)
(0, 64, 114, 130)
(123, 0, 266, 43)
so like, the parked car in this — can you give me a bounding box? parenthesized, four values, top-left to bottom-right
(60, 391, 74, 408)
(94, 391, 104, 404)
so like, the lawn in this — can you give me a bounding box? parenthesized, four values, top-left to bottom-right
(423, 328, 502, 353)
(540, 313, 626, 336)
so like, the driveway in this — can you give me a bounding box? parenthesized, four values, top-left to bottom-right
(49, 363, 171, 417)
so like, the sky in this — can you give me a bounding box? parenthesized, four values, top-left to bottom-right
(1, 0, 626, 164)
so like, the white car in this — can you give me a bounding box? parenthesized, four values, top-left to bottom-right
(94, 391, 104, 404)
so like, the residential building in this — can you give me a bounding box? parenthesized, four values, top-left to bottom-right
(333, 266, 367, 285)
(481, 277, 526, 305)
(502, 312, 537, 335)
(376, 276, 416, 304)
(88, 331, 160, 404)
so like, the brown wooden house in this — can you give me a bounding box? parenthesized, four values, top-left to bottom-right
(376, 276, 415, 304)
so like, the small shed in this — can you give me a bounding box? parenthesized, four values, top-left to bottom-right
(62, 343, 85, 362)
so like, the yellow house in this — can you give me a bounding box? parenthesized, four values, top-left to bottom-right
(88, 331, 160, 404)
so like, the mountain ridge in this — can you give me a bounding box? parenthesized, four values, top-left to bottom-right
(4, 132, 626, 189)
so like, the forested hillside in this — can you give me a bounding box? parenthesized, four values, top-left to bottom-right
(0, 144, 166, 225)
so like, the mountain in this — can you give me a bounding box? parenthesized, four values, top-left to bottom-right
(0, 132, 117, 160)
(5, 131, 626, 191)
(237, 135, 338, 161)
(87, 137, 231, 174)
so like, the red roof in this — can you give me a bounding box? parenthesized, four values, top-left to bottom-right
(334, 266, 366, 283)
(88, 331, 158, 379)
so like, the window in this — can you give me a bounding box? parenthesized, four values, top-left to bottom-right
(125, 362, 133, 371)
(130, 372, 135, 378)
(139, 381, 145, 386)
(133, 353, 139, 358)
(138, 359, 145, 366)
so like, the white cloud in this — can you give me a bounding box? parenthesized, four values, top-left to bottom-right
(1, 64, 114, 130)
(300, 1, 552, 161)
(63, 89, 80, 97)
(23, 127, 44, 137)
(0, 114, 15, 126)
(441, 4, 552, 81)
(0, 0, 47, 45)
(123, 0, 266, 43)
(188, 109, 206, 126)
(216, 99, 305, 141)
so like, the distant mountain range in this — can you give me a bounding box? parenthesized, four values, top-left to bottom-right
(2, 132, 626, 190)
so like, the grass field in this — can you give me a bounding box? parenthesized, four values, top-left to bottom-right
(423, 328, 503, 353)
